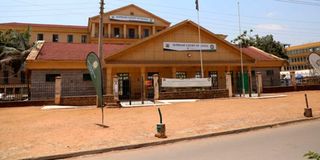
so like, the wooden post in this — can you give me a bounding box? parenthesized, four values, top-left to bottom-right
(153, 74, 159, 101)
(226, 72, 232, 97)
(256, 72, 262, 97)
(54, 76, 62, 105)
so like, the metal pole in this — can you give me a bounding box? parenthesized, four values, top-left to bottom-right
(305, 94, 309, 109)
(98, 0, 104, 61)
(197, 8, 204, 78)
(237, 1, 245, 97)
(98, 0, 105, 125)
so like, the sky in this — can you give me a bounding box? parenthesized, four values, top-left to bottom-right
(1, 0, 320, 45)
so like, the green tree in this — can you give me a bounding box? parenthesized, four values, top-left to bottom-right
(232, 30, 288, 59)
(304, 151, 320, 160)
(0, 27, 32, 73)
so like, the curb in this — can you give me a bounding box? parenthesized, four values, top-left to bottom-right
(23, 116, 320, 160)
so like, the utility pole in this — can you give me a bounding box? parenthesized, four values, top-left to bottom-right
(196, 0, 204, 78)
(237, 1, 245, 97)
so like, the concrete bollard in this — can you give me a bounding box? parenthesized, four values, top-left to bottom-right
(155, 108, 167, 138)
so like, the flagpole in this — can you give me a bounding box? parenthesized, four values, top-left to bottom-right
(196, 1, 204, 78)
(98, 0, 105, 125)
(237, 1, 245, 97)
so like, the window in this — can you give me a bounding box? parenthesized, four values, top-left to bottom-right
(81, 35, 87, 43)
(143, 29, 149, 38)
(52, 34, 59, 42)
(3, 70, 8, 84)
(195, 71, 201, 78)
(45, 74, 60, 82)
(37, 34, 44, 41)
(20, 71, 26, 83)
(83, 74, 91, 81)
(266, 70, 274, 76)
(114, 27, 120, 38)
(128, 28, 135, 39)
(176, 72, 187, 79)
(67, 35, 73, 43)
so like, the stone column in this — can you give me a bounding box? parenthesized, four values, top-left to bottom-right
(138, 25, 142, 39)
(107, 23, 111, 38)
(226, 72, 232, 97)
(91, 23, 96, 38)
(123, 24, 127, 38)
(153, 74, 159, 101)
(256, 72, 263, 97)
(113, 75, 119, 101)
(290, 71, 296, 90)
(54, 76, 62, 105)
(106, 67, 113, 95)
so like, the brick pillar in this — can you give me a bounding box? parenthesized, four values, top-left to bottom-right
(54, 76, 62, 105)
(153, 74, 159, 101)
(256, 72, 263, 97)
(226, 72, 232, 97)
(290, 71, 296, 90)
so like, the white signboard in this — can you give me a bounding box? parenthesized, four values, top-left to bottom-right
(110, 15, 154, 23)
(163, 42, 216, 51)
(161, 78, 212, 88)
(309, 53, 320, 73)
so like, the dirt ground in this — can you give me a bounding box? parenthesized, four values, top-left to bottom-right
(0, 91, 319, 160)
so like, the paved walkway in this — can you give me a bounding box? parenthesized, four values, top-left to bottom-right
(0, 91, 319, 159)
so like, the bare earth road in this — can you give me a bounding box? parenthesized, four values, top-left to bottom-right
(73, 119, 320, 160)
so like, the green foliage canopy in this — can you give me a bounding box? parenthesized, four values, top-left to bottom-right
(0, 27, 32, 73)
(232, 30, 288, 59)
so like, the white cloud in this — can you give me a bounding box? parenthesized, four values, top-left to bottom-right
(255, 24, 285, 31)
(266, 12, 276, 18)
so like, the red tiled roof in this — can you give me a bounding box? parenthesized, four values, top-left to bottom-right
(242, 46, 283, 61)
(37, 42, 128, 61)
(0, 22, 87, 29)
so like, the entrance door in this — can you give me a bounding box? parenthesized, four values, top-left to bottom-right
(147, 72, 159, 99)
(118, 73, 130, 100)
(237, 72, 249, 93)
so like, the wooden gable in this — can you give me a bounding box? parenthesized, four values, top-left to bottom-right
(105, 20, 255, 66)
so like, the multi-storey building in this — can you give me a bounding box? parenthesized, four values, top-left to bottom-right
(284, 42, 320, 71)
(0, 4, 286, 102)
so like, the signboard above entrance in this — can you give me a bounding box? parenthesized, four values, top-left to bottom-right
(163, 42, 216, 52)
(110, 15, 155, 23)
